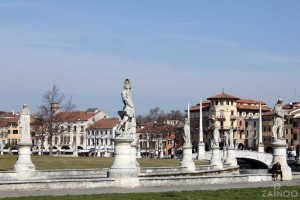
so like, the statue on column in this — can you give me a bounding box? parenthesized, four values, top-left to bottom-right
(272, 99, 286, 140)
(211, 122, 220, 147)
(19, 104, 31, 144)
(229, 128, 234, 148)
(224, 131, 229, 147)
(183, 118, 191, 146)
(116, 79, 136, 136)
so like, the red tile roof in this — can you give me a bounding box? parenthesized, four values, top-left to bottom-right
(87, 118, 119, 129)
(0, 111, 16, 118)
(207, 92, 240, 100)
(237, 105, 271, 111)
(54, 111, 98, 122)
(237, 99, 267, 105)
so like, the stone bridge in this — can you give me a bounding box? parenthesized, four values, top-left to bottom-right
(194, 150, 273, 167)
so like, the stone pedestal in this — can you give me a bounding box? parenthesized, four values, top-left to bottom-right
(258, 143, 264, 153)
(270, 139, 292, 180)
(222, 148, 227, 162)
(197, 142, 206, 160)
(131, 143, 140, 173)
(210, 146, 223, 169)
(108, 135, 139, 187)
(180, 145, 195, 172)
(14, 143, 35, 173)
(224, 147, 237, 167)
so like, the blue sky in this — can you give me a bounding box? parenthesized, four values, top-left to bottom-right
(0, 0, 299, 117)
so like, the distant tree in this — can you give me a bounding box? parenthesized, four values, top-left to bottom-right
(34, 85, 76, 155)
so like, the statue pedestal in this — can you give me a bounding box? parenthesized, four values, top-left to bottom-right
(180, 145, 195, 172)
(108, 135, 139, 187)
(210, 146, 223, 169)
(14, 143, 35, 173)
(224, 147, 237, 167)
(258, 143, 264, 153)
(270, 139, 292, 180)
(222, 148, 227, 162)
(197, 142, 206, 160)
(131, 143, 140, 173)
(73, 150, 78, 157)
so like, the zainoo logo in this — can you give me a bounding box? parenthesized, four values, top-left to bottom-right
(262, 183, 298, 198)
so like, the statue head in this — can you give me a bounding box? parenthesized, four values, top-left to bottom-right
(276, 98, 283, 104)
(123, 78, 131, 89)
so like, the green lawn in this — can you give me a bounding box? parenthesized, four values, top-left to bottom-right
(1, 186, 300, 200)
(0, 155, 208, 171)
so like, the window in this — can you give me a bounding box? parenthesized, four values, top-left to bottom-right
(254, 121, 256, 127)
(245, 122, 248, 128)
(81, 126, 84, 132)
(73, 126, 77, 132)
(80, 136, 84, 145)
(13, 130, 18, 134)
(68, 126, 71, 132)
(293, 132, 298, 140)
(231, 110, 234, 115)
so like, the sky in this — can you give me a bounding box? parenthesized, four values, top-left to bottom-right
(0, 0, 300, 117)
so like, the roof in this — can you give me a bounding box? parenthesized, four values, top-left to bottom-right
(236, 99, 267, 105)
(0, 115, 20, 127)
(87, 118, 119, 129)
(137, 123, 175, 134)
(237, 105, 271, 111)
(0, 111, 16, 118)
(262, 111, 275, 116)
(207, 92, 240, 100)
(54, 111, 98, 122)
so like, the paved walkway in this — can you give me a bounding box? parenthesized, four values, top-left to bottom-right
(1, 179, 300, 198)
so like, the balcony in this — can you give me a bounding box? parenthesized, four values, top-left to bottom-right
(230, 115, 237, 121)
(216, 115, 226, 121)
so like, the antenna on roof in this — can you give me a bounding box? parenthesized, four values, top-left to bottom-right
(222, 88, 225, 94)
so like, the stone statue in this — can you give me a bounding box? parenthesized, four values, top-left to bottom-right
(272, 99, 286, 140)
(229, 128, 234, 148)
(183, 118, 191, 146)
(212, 123, 220, 147)
(19, 104, 31, 144)
(224, 131, 229, 147)
(116, 79, 136, 136)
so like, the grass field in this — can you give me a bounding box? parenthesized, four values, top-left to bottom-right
(1, 186, 300, 200)
(0, 155, 208, 171)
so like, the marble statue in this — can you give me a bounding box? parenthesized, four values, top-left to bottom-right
(224, 131, 229, 147)
(183, 118, 191, 146)
(19, 104, 31, 144)
(229, 128, 234, 148)
(272, 99, 286, 140)
(116, 79, 136, 135)
(212, 123, 220, 147)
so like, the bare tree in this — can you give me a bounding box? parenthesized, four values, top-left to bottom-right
(34, 85, 76, 155)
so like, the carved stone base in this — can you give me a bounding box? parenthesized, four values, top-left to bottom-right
(210, 146, 223, 169)
(197, 142, 206, 160)
(108, 135, 139, 181)
(14, 143, 35, 173)
(180, 145, 195, 172)
(224, 147, 238, 167)
(270, 139, 292, 180)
